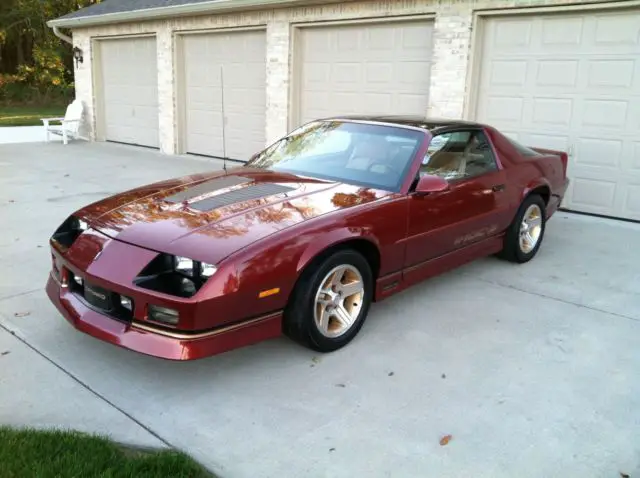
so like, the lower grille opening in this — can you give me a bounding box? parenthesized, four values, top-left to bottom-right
(68, 271, 134, 323)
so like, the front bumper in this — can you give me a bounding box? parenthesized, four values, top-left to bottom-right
(46, 273, 282, 361)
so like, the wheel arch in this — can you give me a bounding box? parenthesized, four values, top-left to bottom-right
(296, 234, 381, 281)
(523, 179, 551, 206)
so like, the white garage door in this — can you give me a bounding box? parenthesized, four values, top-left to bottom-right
(99, 37, 159, 148)
(182, 30, 266, 161)
(296, 20, 434, 126)
(475, 9, 640, 221)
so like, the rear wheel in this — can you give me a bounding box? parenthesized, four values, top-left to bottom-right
(499, 194, 546, 263)
(283, 249, 373, 352)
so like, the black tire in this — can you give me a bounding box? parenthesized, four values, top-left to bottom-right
(499, 194, 547, 263)
(283, 249, 373, 352)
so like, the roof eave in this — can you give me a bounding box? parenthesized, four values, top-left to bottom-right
(46, 0, 322, 29)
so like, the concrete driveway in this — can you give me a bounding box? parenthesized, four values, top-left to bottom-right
(1, 141, 639, 478)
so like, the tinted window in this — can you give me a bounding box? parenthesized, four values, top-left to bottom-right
(420, 130, 498, 181)
(247, 120, 424, 192)
(505, 136, 541, 157)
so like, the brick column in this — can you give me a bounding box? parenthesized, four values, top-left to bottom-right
(265, 21, 291, 145)
(156, 26, 177, 154)
(427, 6, 473, 119)
(72, 31, 95, 141)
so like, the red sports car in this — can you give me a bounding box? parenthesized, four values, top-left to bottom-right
(47, 116, 569, 361)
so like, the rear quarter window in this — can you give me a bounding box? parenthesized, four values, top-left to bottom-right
(505, 137, 541, 157)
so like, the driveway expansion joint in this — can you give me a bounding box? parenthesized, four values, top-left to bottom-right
(472, 275, 640, 324)
(0, 321, 174, 450)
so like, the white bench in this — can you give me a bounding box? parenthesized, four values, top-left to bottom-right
(41, 99, 83, 145)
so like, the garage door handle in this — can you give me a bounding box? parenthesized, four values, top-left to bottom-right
(492, 184, 505, 192)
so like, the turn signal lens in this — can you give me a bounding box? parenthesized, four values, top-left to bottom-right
(148, 305, 179, 325)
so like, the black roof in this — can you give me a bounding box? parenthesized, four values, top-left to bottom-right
(322, 115, 485, 131)
(55, 0, 218, 21)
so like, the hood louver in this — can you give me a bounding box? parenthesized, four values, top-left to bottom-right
(188, 183, 295, 212)
(165, 176, 251, 203)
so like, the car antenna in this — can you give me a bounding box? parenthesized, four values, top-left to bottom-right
(220, 64, 227, 173)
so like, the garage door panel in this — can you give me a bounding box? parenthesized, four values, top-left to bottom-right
(395, 94, 433, 114)
(297, 20, 433, 125)
(490, 60, 528, 87)
(99, 37, 159, 148)
(482, 96, 524, 123)
(541, 16, 584, 47)
(633, 143, 640, 170)
(492, 19, 533, 50)
(188, 110, 221, 131)
(594, 14, 640, 45)
(182, 30, 266, 160)
(526, 133, 570, 152)
(576, 137, 622, 168)
(588, 59, 635, 88)
(367, 29, 395, 50)
(532, 98, 573, 126)
(227, 89, 264, 112)
(187, 88, 218, 108)
(400, 22, 434, 49)
(630, 98, 640, 133)
(584, 99, 628, 129)
(571, 177, 617, 209)
(397, 61, 431, 83)
(476, 9, 640, 220)
(626, 185, 640, 218)
(364, 63, 393, 83)
(189, 134, 223, 158)
(536, 60, 579, 87)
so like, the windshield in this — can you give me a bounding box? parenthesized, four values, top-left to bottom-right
(246, 120, 425, 192)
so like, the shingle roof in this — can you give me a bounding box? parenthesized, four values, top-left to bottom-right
(48, 0, 317, 27)
(55, 0, 221, 21)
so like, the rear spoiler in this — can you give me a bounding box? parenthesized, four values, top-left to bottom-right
(530, 147, 569, 176)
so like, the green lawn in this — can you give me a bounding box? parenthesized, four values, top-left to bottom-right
(0, 105, 66, 127)
(0, 426, 213, 478)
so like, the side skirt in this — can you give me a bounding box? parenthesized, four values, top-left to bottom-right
(375, 235, 504, 301)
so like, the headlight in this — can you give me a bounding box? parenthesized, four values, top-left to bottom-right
(76, 218, 89, 232)
(174, 256, 217, 280)
(175, 256, 194, 275)
(134, 254, 218, 299)
(201, 262, 217, 278)
(51, 215, 89, 249)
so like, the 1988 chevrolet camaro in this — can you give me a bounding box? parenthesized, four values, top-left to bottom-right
(47, 116, 569, 361)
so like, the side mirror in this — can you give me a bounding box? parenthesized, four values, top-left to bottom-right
(414, 174, 449, 195)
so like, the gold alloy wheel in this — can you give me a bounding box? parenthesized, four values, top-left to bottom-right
(314, 264, 364, 338)
(519, 204, 543, 254)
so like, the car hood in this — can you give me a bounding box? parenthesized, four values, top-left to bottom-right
(77, 167, 391, 263)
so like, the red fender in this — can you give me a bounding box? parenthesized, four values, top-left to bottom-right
(295, 226, 380, 275)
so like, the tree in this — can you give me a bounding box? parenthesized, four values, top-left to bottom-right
(0, 0, 101, 103)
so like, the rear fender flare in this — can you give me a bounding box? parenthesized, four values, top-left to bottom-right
(522, 178, 552, 203)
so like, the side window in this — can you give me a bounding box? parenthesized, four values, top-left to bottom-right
(420, 130, 498, 181)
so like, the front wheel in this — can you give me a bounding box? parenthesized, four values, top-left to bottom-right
(499, 194, 546, 263)
(283, 249, 373, 352)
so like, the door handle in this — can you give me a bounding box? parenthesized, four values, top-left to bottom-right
(492, 184, 505, 192)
